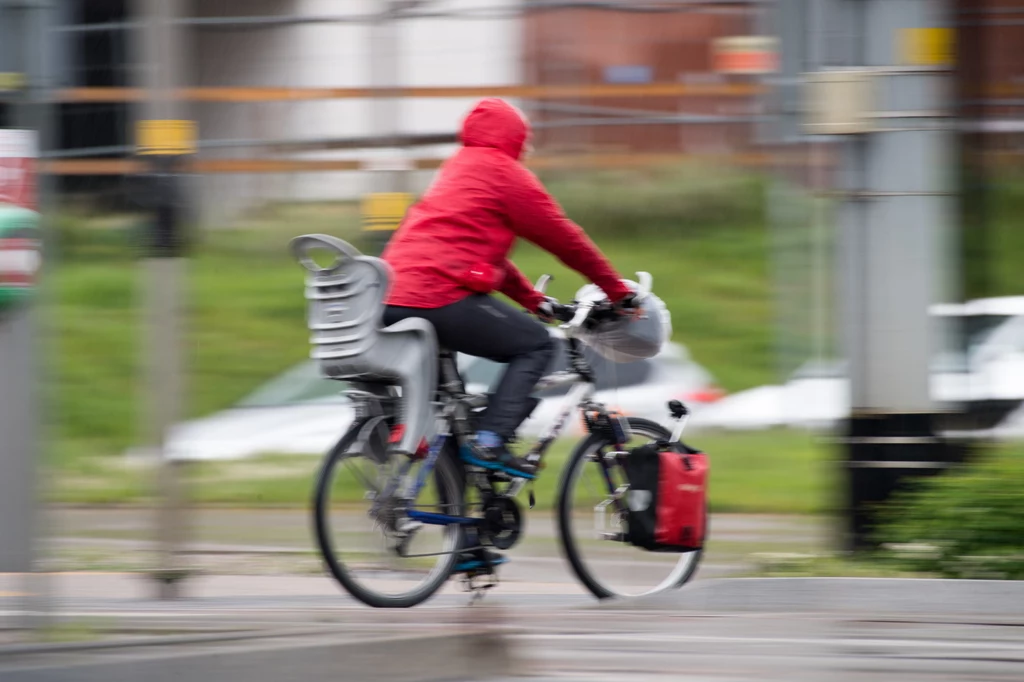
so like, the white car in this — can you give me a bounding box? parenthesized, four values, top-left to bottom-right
(160, 362, 357, 462)
(693, 296, 1024, 434)
(158, 332, 723, 461)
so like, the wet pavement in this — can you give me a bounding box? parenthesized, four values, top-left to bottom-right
(2, 573, 1023, 681)
(4, 509, 1018, 680)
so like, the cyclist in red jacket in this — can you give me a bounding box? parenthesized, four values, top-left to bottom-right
(382, 98, 632, 480)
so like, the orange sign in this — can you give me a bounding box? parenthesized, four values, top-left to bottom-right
(712, 37, 779, 75)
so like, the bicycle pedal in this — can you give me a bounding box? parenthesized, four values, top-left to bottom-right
(395, 518, 423, 534)
(461, 573, 498, 603)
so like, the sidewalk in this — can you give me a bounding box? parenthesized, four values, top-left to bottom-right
(37, 507, 831, 578)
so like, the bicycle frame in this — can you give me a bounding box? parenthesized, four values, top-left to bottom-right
(401, 378, 597, 527)
(364, 333, 617, 529)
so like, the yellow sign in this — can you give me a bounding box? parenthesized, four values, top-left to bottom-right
(362, 192, 413, 232)
(136, 120, 197, 155)
(0, 73, 25, 92)
(900, 28, 954, 67)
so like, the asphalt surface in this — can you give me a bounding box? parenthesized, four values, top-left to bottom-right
(499, 611, 1024, 681)
(4, 510, 1020, 680)
(3, 575, 1023, 681)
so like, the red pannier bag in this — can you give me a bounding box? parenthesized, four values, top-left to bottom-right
(622, 441, 709, 552)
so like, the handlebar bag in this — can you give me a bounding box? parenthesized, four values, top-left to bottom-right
(573, 280, 671, 363)
(622, 441, 708, 553)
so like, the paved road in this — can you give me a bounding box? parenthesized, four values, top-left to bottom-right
(500, 611, 1024, 681)
(9, 510, 1018, 680)
(3, 574, 1023, 681)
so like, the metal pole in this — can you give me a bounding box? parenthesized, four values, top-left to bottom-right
(0, 0, 53, 630)
(956, 0, 989, 301)
(807, 0, 830, 367)
(766, 0, 810, 381)
(366, 0, 406, 254)
(132, 0, 191, 599)
(827, 0, 963, 552)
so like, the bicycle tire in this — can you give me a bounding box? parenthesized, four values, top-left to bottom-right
(312, 419, 462, 608)
(556, 417, 705, 600)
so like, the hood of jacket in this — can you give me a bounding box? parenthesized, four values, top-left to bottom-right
(458, 98, 530, 161)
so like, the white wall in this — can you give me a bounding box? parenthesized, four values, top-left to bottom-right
(192, 0, 522, 222)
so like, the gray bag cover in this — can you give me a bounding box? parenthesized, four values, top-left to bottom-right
(573, 279, 672, 363)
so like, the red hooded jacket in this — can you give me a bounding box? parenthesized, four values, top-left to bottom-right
(381, 98, 631, 311)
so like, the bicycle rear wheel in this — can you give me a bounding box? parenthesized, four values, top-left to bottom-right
(557, 417, 704, 600)
(313, 420, 462, 608)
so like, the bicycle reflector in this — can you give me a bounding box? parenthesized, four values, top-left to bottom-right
(584, 409, 632, 445)
(389, 424, 430, 459)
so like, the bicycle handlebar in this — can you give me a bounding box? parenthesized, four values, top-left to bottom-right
(549, 298, 628, 331)
(533, 271, 650, 331)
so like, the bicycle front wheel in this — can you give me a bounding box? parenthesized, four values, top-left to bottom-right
(557, 417, 704, 600)
(313, 421, 462, 608)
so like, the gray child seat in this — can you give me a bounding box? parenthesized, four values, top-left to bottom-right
(290, 234, 438, 456)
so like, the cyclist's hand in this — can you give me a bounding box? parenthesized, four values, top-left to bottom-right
(614, 292, 642, 319)
(535, 296, 559, 323)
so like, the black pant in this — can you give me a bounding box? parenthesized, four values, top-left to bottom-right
(383, 294, 555, 440)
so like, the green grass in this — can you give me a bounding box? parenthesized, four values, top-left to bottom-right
(48, 429, 834, 514)
(743, 553, 935, 579)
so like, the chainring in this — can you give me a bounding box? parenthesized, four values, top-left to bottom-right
(479, 495, 523, 551)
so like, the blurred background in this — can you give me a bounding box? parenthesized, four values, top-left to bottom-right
(2, 0, 1024, 643)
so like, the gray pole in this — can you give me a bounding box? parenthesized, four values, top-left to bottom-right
(0, 0, 37, 578)
(766, 0, 815, 381)
(0, 0, 55, 629)
(821, 0, 961, 551)
(366, 0, 404, 253)
(131, 0, 191, 598)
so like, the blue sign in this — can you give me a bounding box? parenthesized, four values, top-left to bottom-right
(603, 65, 654, 84)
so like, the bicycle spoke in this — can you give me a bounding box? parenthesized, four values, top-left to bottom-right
(314, 431, 462, 607)
(559, 418, 703, 599)
(341, 456, 381, 494)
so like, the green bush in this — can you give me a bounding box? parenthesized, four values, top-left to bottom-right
(50, 213, 139, 262)
(874, 446, 1024, 579)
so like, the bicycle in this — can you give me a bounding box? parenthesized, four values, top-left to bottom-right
(294, 234, 704, 608)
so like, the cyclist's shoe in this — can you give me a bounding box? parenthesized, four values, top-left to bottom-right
(460, 441, 538, 480)
(454, 548, 508, 574)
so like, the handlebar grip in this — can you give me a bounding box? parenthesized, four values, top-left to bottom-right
(551, 303, 575, 323)
(290, 234, 362, 273)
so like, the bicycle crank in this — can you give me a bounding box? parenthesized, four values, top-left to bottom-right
(479, 495, 523, 551)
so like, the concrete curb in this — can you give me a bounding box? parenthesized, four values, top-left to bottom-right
(0, 625, 325, 657)
(0, 629, 521, 682)
(598, 577, 1024, 619)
